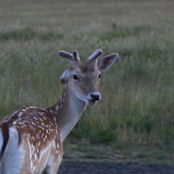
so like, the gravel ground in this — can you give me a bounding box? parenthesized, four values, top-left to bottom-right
(58, 162, 174, 174)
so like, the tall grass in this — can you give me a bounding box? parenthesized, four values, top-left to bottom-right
(0, 0, 174, 147)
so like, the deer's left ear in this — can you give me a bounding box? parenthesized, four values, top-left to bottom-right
(60, 69, 73, 83)
(98, 53, 119, 72)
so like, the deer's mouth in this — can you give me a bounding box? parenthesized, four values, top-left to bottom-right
(87, 99, 97, 105)
(86, 92, 101, 105)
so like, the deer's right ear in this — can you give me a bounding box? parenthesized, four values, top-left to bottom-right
(98, 53, 119, 72)
(60, 69, 72, 84)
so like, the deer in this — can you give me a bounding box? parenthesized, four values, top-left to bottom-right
(0, 49, 119, 174)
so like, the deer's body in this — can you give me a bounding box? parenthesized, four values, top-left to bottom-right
(0, 106, 63, 174)
(0, 49, 119, 174)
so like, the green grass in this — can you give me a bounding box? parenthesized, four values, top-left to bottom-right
(0, 27, 63, 41)
(0, 0, 174, 163)
(64, 142, 174, 165)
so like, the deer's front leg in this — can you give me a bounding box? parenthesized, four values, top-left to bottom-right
(42, 163, 60, 174)
(42, 153, 62, 174)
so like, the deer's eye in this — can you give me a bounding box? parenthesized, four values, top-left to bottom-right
(73, 74, 80, 81)
(98, 74, 101, 78)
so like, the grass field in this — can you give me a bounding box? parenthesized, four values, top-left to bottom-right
(0, 0, 174, 163)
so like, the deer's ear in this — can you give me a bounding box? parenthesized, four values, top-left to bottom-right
(60, 69, 73, 83)
(98, 53, 119, 72)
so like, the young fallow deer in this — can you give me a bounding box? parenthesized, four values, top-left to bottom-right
(0, 49, 119, 174)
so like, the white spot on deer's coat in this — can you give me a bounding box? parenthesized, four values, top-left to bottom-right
(39, 112, 44, 116)
(49, 109, 53, 114)
(38, 141, 41, 147)
(18, 112, 23, 117)
(31, 122, 36, 126)
(39, 118, 43, 122)
(53, 117, 56, 122)
(43, 117, 47, 120)
(33, 117, 38, 120)
(55, 105, 59, 111)
(29, 106, 37, 109)
(13, 121, 17, 125)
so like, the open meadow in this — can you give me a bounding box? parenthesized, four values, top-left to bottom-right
(0, 0, 174, 165)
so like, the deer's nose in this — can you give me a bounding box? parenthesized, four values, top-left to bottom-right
(90, 92, 102, 101)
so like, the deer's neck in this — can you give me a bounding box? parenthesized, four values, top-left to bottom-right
(48, 85, 87, 142)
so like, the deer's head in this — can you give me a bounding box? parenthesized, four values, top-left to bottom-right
(59, 49, 119, 105)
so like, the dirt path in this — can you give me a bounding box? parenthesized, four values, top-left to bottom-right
(58, 162, 174, 174)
